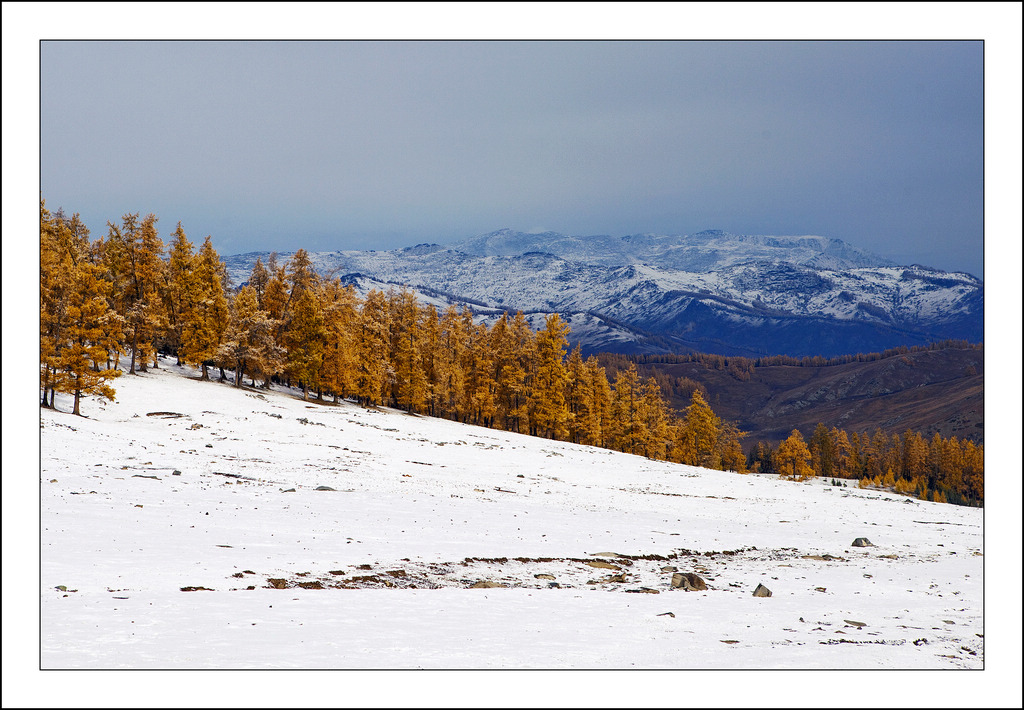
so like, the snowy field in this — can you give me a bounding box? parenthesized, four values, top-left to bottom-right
(7, 354, 1019, 705)
(33, 359, 989, 669)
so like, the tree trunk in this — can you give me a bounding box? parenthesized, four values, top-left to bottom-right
(234, 364, 242, 388)
(41, 367, 52, 407)
(302, 383, 309, 401)
(73, 376, 82, 416)
(129, 329, 138, 374)
(201, 362, 209, 380)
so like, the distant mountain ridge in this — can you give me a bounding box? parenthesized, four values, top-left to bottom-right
(223, 228, 982, 358)
(452, 228, 898, 272)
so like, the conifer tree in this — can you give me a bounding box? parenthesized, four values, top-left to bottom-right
(676, 389, 721, 468)
(530, 313, 570, 440)
(833, 427, 853, 478)
(57, 259, 123, 415)
(581, 356, 612, 447)
(491, 312, 534, 433)
(420, 305, 443, 416)
(247, 257, 270, 308)
(178, 236, 229, 380)
(809, 422, 835, 478)
(564, 345, 588, 444)
(286, 287, 327, 400)
(436, 305, 468, 418)
(355, 289, 393, 405)
(217, 284, 284, 388)
(40, 201, 76, 407)
(638, 377, 670, 459)
(718, 420, 748, 472)
(610, 363, 644, 455)
(164, 222, 194, 364)
(776, 429, 815, 481)
(319, 278, 359, 402)
(463, 321, 496, 426)
(108, 213, 166, 374)
(389, 289, 429, 412)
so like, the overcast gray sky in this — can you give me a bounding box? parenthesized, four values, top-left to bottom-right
(41, 40, 983, 276)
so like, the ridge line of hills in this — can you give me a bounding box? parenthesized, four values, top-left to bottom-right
(223, 228, 982, 359)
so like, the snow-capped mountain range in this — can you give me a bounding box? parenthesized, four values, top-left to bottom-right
(223, 229, 983, 357)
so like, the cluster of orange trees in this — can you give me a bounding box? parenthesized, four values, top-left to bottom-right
(39, 204, 748, 469)
(748, 424, 983, 506)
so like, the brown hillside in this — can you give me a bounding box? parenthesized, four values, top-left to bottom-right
(621, 347, 984, 446)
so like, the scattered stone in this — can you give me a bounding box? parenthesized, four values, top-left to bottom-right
(297, 581, 324, 589)
(657, 612, 675, 618)
(585, 560, 620, 570)
(547, 582, 561, 588)
(720, 639, 740, 644)
(801, 554, 846, 562)
(356, 564, 373, 570)
(245, 586, 256, 590)
(189, 423, 203, 430)
(147, 411, 183, 418)
(132, 474, 160, 480)
(752, 583, 772, 597)
(231, 572, 244, 578)
(280, 488, 296, 493)
(469, 581, 507, 589)
(350, 575, 381, 584)
(328, 570, 346, 576)
(314, 486, 336, 491)
(661, 565, 678, 573)
(625, 588, 660, 594)
(180, 586, 214, 592)
(172, 470, 182, 476)
(205, 443, 213, 448)
(267, 578, 288, 589)
(851, 538, 873, 547)
(534, 573, 556, 580)
(386, 570, 407, 578)
(56, 585, 67, 592)
(913, 638, 928, 646)
(243, 570, 255, 574)
(671, 572, 707, 591)
(815, 587, 827, 593)
(844, 619, 867, 628)
(590, 552, 627, 558)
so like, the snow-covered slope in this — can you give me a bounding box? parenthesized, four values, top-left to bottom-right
(40, 361, 983, 669)
(224, 239, 983, 357)
(452, 228, 897, 271)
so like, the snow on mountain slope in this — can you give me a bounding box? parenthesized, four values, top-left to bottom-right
(451, 228, 897, 271)
(224, 241, 982, 356)
(40, 360, 983, 670)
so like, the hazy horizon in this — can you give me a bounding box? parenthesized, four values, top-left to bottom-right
(41, 40, 984, 278)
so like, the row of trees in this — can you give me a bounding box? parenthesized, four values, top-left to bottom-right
(619, 340, 982, 372)
(747, 424, 983, 506)
(39, 204, 747, 471)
